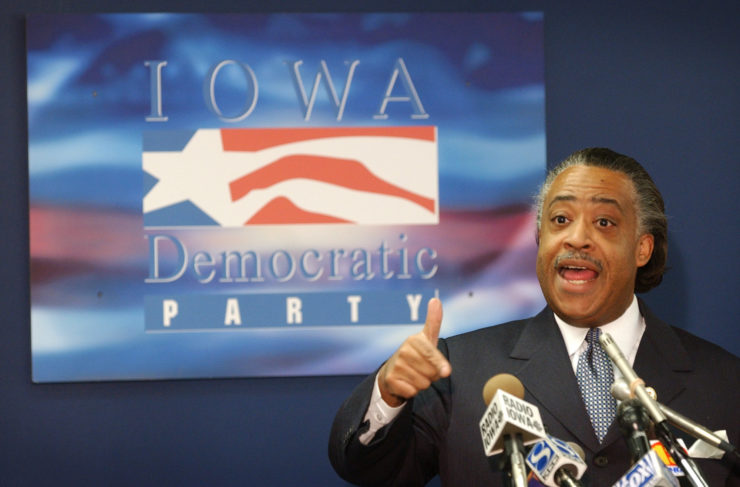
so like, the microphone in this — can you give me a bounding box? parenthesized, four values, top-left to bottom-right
(612, 450, 680, 487)
(599, 333, 708, 487)
(525, 435, 586, 487)
(617, 399, 652, 464)
(479, 373, 547, 487)
(611, 377, 739, 459)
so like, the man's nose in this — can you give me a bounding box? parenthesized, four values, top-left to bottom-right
(564, 217, 592, 250)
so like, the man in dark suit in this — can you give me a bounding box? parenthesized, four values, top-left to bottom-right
(329, 148, 739, 486)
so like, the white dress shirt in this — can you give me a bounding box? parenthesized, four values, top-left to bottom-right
(554, 295, 645, 376)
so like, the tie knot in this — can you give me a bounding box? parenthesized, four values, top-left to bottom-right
(587, 327, 601, 346)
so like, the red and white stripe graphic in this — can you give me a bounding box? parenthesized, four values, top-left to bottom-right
(143, 127, 438, 226)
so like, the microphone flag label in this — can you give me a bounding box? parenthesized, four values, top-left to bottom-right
(143, 126, 438, 227)
(612, 450, 679, 487)
(526, 436, 586, 486)
(649, 440, 685, 477)
(479, 389, 546, 456)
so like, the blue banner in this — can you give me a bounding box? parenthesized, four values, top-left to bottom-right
(28, 13, 546, 381)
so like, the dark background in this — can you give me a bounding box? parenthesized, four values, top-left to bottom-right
(1, 1, 737, 486)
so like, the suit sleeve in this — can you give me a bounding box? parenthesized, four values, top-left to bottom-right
(328, 339, 452, 486)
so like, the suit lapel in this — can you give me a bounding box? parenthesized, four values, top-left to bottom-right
(509, 308, 602, 452)
(633, 300, 692, 407)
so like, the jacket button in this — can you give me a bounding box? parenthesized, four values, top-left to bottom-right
(593, 455, 609, 467)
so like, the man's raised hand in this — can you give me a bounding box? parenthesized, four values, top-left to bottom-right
(378, 298, 452, 407)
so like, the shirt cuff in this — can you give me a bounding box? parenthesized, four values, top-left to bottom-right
(358, 372, 406, 445)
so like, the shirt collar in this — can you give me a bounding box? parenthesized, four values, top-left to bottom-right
(554, 295, 644, 364)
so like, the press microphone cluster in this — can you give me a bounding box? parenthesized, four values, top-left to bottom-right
(599, 332, 718, 487)
(611, 377, 738, 460)
(479, 373, 586, 487)
(612, 397, 680, 486)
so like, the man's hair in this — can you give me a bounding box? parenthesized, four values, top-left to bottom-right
(534, 147, 668, 293)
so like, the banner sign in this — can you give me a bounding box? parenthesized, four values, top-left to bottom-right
(28, 13, 546, 382)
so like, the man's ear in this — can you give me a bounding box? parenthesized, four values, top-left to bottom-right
(636, 233, 654, 267)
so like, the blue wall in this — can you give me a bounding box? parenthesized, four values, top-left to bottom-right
(1, 1, 737, 486)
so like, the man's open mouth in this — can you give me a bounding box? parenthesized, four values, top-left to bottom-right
(558, 265, 599, 283)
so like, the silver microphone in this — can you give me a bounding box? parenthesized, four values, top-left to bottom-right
(598, 332, 666, 423)
(611, 377, 737, 456)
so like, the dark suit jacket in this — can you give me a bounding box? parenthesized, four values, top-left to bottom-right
(329, 301, 740, 486)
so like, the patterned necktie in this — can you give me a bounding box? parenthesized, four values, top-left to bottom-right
(576, 327, 617, 443)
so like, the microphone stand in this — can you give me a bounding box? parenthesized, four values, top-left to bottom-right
(502, 433, 528, 487)
(553, 469, 582, 487)
(654, 422, 709, 487)
(617, 399, 651, 464)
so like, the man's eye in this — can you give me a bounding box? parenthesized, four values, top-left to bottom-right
(596, 218, 613, 227)
(553, 215, 567, 224)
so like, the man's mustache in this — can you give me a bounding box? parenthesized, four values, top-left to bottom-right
(553, 252, 603, 272)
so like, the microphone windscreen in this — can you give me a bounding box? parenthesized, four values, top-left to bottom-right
(482, 373, 525, 405)
(617, 399, 651, 430)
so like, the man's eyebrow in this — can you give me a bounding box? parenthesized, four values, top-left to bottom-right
(547, 194, 624, 212)
(547, 194, 575, 208)
(591, 196, 623, 212)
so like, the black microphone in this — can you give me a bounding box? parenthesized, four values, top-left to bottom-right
(618, 399, 652, 464)
(479, 373, 547, 487)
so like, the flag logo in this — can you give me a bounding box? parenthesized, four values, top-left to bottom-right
(143, 127, 438, 227)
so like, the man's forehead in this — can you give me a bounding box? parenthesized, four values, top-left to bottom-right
(544, 165, 636, 209)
